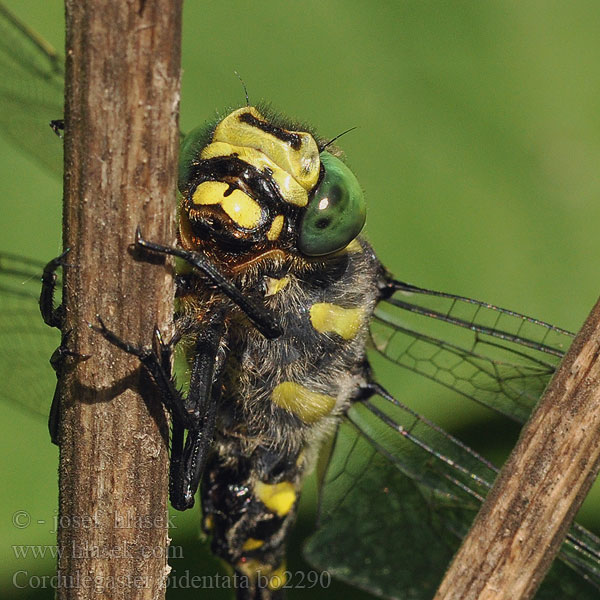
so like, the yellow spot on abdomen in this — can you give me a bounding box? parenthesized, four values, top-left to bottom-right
(242, 537, 264, 551)
(254, 481, 296, 517)
(309, 303, 364, 340)
(271, 381, 336, 424)
(268, 562, 288, 591)
(203, 514, 214, 532)
(235, 558, 287, 588)
(236, 558, 262, 580)
(192, 181, 261, 229)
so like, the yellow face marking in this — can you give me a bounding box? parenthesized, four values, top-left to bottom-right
(271, 381, 336, 424)
(266, 215, 285, 241)
(254, 480, 296, 517)
(242, 538, 264, 551)
(264, 275, 290, 297)
(309, 303, 365, 340)
(191, 180, 227, 205)
(221, 191, 262, 229)
(192, 181, 262, 229)
(212, 107, 320, 192)
(201, 142, 309, 207)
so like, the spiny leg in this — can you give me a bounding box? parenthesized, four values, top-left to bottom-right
(171, 310, 226, 509)
(95, 307, 228, 510)
(95, 318, 201, 429)
(93, 226, 285, 510)
(40, 249, 69, 328)
(40, 250, 89, 444)
(133, 227, 282, 339)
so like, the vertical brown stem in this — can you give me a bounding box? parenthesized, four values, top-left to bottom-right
(57, 1, 182, 598)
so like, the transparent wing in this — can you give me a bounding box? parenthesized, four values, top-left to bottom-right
(305, 389, 600, 599)
(0, 4, 64, 415)
(0, 253, 59, 418)
(370, 278, 575, 423)
(0, 2, 64, 175)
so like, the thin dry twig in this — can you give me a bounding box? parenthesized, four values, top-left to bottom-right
(435, 296, 600, 600)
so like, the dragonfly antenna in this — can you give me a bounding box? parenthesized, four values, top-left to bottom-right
(322, 126, 358, 150)
(234, 71, 250, 106)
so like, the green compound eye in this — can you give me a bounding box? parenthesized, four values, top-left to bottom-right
(178, 122, 214, 193)
(298, 152, 366, 256)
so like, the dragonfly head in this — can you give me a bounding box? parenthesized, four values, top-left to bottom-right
(177, 106, 366, 260)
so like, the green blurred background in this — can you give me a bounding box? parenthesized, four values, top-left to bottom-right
(1, 1, 600, 598)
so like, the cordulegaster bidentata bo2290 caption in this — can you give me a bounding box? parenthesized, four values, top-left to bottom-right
(0, 4, 599, 599)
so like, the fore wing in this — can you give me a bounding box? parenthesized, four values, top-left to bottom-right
(0, 253, 59, 417)
(371, 278, 574, 423)
(0, 2, 64, 175)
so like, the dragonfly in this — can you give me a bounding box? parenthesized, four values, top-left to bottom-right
(0, 4, 599, 600)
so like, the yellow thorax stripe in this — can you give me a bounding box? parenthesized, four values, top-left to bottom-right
(266, 215, 285, 240)
(309, 303, 365, 340)
(235, 558, 287, 589)
(271, 381, 336, 424)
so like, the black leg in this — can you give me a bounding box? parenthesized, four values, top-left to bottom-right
(40, 249, 69, 328)
(96, 308, 228, 510)
(170, 310, 225, 509)
(47, 330, 85, 444)
(50, 119, 64, 138)
(133, 227, 282, 339)
(40, 251, 90, 444)
(47, 381, 61, 445)
(95, 318, 196, 428)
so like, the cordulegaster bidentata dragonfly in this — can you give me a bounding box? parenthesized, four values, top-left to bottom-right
(1, 3, 599, 599)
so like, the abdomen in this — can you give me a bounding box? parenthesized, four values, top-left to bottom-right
(200, 240, 381, 596)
